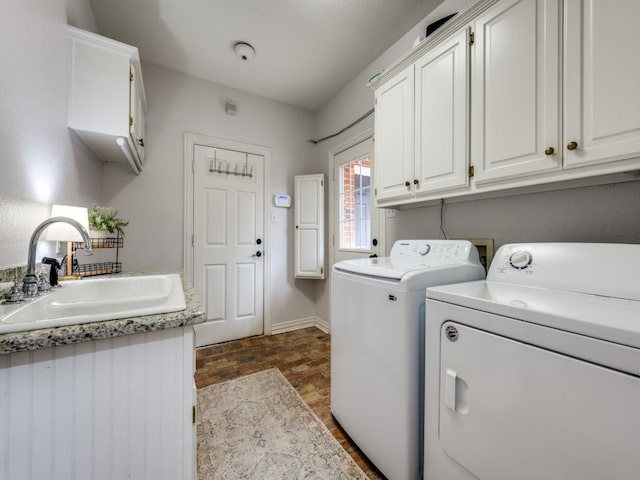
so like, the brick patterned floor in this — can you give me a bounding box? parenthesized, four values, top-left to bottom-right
(195, 327, 385, 479)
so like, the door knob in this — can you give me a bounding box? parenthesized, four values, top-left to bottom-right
(252, 251, 262, 258)
(567, 141, 578, 151)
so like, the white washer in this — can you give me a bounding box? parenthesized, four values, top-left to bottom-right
(331, 240, 485, 480)
(424, 243, 640, 480)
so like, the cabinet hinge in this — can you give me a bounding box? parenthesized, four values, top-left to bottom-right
(469, 31, 475, 46)
(321, 267, 323, 275)
(468, 165, 475, 177)
(374, 188, 377, 196)
(191, 235, 195, 247)
(129, 116, 133, 126)
(332, 235, 335, 247)
(192, 405, 196, 424)
(321, 179, 324, 187)
(129, 69, 134, 82)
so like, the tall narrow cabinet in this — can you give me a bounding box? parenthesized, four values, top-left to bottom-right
(294, 174, 325, 279)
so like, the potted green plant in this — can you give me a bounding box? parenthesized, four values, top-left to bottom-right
(88, 205, 129, 238)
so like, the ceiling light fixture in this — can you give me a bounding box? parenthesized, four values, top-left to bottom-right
(233, 42, 255, 61)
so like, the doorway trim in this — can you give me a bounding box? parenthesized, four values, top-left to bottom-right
(328, 128, 386, 274)
(184, 132, 272, 336)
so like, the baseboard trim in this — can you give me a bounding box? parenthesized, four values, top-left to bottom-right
(314, 317, 330, 334)
(270, 316, 330, 335)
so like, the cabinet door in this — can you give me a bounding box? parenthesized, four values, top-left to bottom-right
(563, 0, 640, 169)
(374, 65, 415, 202)
(294, 174, 324, 279)
(414, 28, 470, 195)
(471, 0, 561, 183)
(129, 69, 145, 166)
(440, 322, 640, 480)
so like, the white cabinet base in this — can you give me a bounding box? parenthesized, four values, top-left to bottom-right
(0, 327, 195, 480)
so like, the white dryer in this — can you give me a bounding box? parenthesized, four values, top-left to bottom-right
(424, 243, 640, 480)
(331, 240, 485, 480)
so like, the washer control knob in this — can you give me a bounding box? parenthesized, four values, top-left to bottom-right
(509, 250, 533, 270)
(418, 244, 431, 256)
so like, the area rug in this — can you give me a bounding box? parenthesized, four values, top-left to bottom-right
(197, 368, 369, 479)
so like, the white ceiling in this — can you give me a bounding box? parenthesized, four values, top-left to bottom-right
(90, 0, 444, 111)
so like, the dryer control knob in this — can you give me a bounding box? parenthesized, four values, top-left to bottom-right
(418, 244, 431, 256)
(509, 251, 533, 270)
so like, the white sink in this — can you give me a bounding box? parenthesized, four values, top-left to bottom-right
(0, 274, 186, 334)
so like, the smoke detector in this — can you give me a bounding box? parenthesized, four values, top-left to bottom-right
(233, 42, 255, 61)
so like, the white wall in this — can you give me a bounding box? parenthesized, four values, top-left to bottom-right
(313, 0, 473, 322)
(102, 62, 320, 326)
(385, 182, 640, 248)
(0, 0, 103, 269)
(313, 0, 640, 323)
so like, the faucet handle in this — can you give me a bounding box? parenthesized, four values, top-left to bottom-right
(38, 270, 52, 293)
(4, 281, 25, 304)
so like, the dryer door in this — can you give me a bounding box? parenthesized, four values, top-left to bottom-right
(439, 322, 640, 480)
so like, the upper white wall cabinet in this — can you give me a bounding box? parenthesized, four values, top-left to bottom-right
(294, 174, 325, 279)
(562, 0, 640, 170)
(67, 26, 147, 174)
(374, 65, 415, 202)
(373, 0, 640, 208)
(471, 0, 562, 183)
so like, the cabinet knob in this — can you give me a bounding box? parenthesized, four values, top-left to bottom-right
(567, 141, 578, 151)
(413, 179, 419, 185)
(544, 147, 555, 156)
(405, 181, 411, 187)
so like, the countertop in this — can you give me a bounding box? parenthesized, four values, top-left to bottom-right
(0, 271, 205, 354)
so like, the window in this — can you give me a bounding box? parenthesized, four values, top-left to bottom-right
(339, 155, 372, 250)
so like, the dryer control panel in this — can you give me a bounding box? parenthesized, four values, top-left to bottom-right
(488, 243, 640, 301)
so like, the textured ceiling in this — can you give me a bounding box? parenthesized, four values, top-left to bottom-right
(90, 0, 444, 111)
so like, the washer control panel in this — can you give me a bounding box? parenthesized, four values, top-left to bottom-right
(390, 240, 475, 263)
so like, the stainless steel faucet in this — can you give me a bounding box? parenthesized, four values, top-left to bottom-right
(23, 216, 93, 297)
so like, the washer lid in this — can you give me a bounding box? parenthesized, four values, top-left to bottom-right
(334, 257, 435, 280)
(333, 239, 483, 281)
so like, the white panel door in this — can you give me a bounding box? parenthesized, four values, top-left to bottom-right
(333, 137, 381, 263)
(439, 322, 640, 480)
(414, 28, 470, 195)
(374, 64, 415, 202)
(193, 145, 264, 346)
(294, 174, 324, 278)
(563, 0, 640, 168)
(472, 0, 561, 183)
